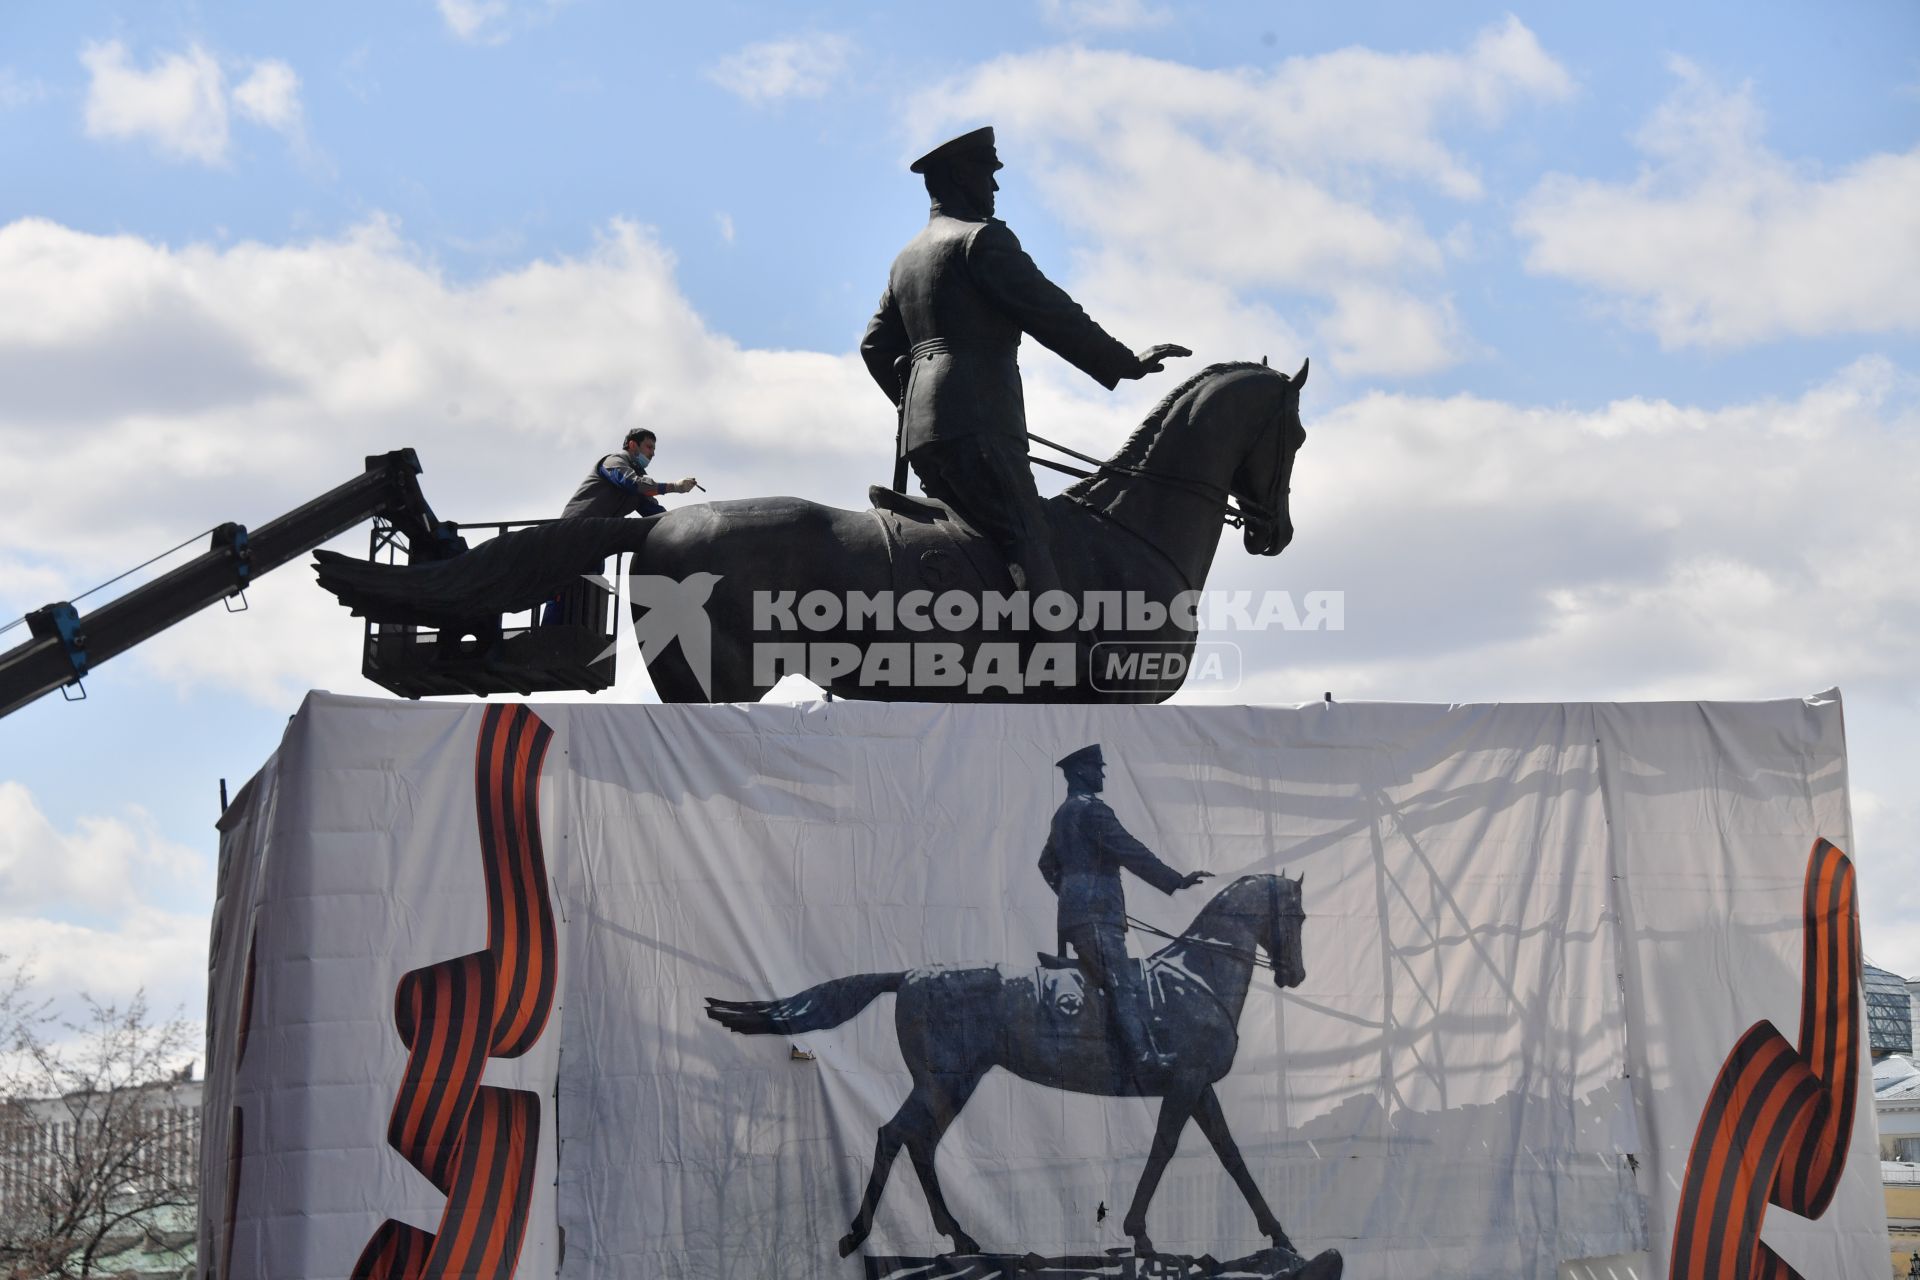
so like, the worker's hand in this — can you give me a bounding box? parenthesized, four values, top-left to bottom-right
(676, 477, 699, 493)
(1179, 870, 1214, 890)
(1127, 344, 1192, 378)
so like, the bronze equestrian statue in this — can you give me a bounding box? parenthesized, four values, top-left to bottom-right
(315, 126, 1310, 704)
(314, 357, 1307, 702)
(862, 126, 1191, 599)
(704, 873, 1329, 1270)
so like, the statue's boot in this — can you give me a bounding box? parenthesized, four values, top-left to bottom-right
(1005, 539, 1108, 688)
(1114, 994, 1173, 1083)
(1006, 534, 1063, 603)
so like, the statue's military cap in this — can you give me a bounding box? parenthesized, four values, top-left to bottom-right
(1055, 743, 1104, 773)
(910, 125, 1002, 175)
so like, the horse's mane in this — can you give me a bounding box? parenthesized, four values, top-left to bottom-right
(1064, 361, 1275, 495)
(1163, 874, 1282, 947)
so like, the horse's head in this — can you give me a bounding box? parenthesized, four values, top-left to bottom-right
(1231, 360, 1307, 558)
(1064, 358, 1309, 568)
(1264, 872, 1307, 989)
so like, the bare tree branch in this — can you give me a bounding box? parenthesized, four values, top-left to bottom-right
(1, 960, 198, 1279)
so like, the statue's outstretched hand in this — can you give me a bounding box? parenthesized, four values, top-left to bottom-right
(1179, 870, 1214, 890)
(1129, 344, 1193, 378)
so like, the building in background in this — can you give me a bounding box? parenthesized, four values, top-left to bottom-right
(1875, 966, 1920, 1277)
(0, 1077, 199, 1279)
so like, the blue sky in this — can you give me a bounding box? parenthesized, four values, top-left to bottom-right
(3, 1, 1919, 1021)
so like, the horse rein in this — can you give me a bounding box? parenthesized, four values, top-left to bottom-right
(1028, 431, 1281, 531)
(1128, 914, 1275, 972)
(1029, 386, 1301, 532)
(1126, 876, 1302, 975)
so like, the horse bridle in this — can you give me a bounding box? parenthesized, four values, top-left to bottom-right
(1127, 874, 1303, 974)
(1029, 398, 1296, 533)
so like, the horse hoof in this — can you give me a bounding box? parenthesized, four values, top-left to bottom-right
(944, 1234, 981, 1256)
(1129, 1234, 1154, 1257)
(837, 1232, 862, 1258)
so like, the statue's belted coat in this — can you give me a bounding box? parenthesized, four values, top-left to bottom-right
(1039, 792, 1186, 933)
(862, 213, 1139, 452)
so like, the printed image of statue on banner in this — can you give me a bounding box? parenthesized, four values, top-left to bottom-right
(707, 743, 1338, 1280)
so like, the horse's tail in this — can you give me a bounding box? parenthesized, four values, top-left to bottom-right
(704, 972, 904, 1036)
(313, 516, 656, 626)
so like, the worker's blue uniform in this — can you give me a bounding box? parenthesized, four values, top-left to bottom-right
(562, 452, 666, 519)
(544, 452, 664, 625)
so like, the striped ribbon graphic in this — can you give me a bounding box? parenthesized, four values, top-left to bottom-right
(353, 705, 558, 1280)
(1669, 837, 1861, 1280)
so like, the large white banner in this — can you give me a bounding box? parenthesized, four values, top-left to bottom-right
(201, 692, 1885, 1280)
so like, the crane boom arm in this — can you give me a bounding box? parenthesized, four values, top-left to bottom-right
(0, 450, 446, 721)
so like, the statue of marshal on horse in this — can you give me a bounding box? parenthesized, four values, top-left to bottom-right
(314, 125, 1311, 704)
(863, 125, 1192, 601)
(704, 747, 1335, 1270)
(705, 864, 1327, 1270)
(1041, 743, 1214, 1080)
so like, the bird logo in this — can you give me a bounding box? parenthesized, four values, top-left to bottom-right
(629, 572, 724, 698)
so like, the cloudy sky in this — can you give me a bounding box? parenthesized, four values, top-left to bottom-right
(2, 1, 1918, 1029)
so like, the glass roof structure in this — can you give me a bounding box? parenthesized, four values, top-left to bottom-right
(1866, 962, 1913, 1056)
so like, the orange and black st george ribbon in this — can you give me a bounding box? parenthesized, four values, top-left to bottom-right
(353, 705, 558, 1280)
(1669, 838, 1861, 1280)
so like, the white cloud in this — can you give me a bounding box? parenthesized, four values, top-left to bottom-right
(80, 40, 229, 164)
(435, 0, 572, 44)
(0, 557, 69, 623)
(907, 18, 1573, 375)
(1046, 249, 1309, 392)
(1852, 780, 1920, 980)
(77, 41, 309, 166)
(0, 910, 210, 1028)
(232, 58, 302, 134)
(1319, 285, 1464, 377)
(1, 68, 48, 109)
(438, 0, 511, 43)
(0, 783, 209, 921)
(1039, 0, 1172, 30)
(1182, 355, 1920, 710)
(707, 34, 853, 105)
(1516, 58, 1920, 347)
(912, 17, 1570, 198)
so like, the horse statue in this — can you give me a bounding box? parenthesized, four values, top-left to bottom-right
(315, 359, 1308, 703)
(704, 873, 1328, 1269)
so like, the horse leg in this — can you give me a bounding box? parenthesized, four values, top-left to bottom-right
(839, 1083, 930, 1257)
(1193, 1084, 1294, 1253)
(901, 1070, 986, 1255)
(844, 1082, 956, 1258)
(643, 649, 708, 702)
(1122, 1080, 1202, 1256)
(644, 638, 768, 703)
(704, 635, 776, 703)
